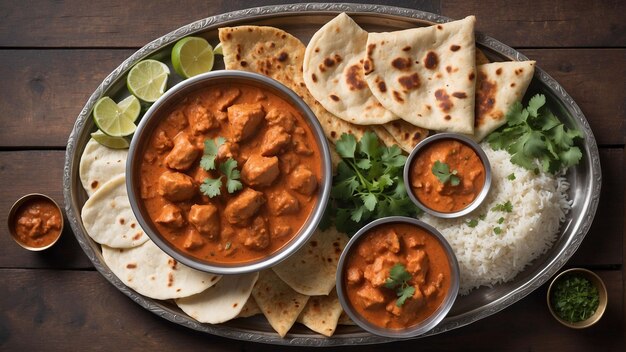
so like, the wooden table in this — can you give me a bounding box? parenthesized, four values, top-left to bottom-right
(1, 1, 623, 350)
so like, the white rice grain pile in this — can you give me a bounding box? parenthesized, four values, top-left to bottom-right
(419, 144, 572, 295)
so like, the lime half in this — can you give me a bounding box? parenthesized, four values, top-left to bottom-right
(93, 95, 139, 137)
(213, 42, 223, 56)
(127, 59, 170, 102)
(91, 130, 130, 149)
(171, 37, 215, 78)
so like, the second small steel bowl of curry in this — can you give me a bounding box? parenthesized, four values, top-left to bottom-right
(336, 216, 460, 338)
(127, 70, 332, 275)
(404, 133, 492, 218)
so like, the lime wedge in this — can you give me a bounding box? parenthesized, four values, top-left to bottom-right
(93, 96, 139, 137)
(214, 42, 223, 56)
(127, 59, 170, 102)
(91, 130, 130, 149)
(171, 37, 215, 78)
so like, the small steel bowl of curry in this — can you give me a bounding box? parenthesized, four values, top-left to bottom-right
(404, 133, 492, 218)
(127, 70, 332, 275)
(336, 216, 460, 338)
(7, 193, 64, 251)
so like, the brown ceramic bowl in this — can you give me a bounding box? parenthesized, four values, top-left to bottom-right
(547, 268, 607, 328)
(7, 193, 64, 251)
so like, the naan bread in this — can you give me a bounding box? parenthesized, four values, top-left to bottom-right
(371, 125, 401, 149)
(303, 13, 399, 125)
(251, 270, 309, 337)
(272, 227, 348, 296)
(236, 297, 262, 318)
(102, 240, 221, 300)
(79, 138, 127, 196)
(381, 120, 429, 153)
(296, 290, 343, 337)
(81, 174, 148, 248)
(473, 61, 536, 141)
(176, 272, 259, 324)
(218, 26, 369, 143)
(364, 16, 477, 134)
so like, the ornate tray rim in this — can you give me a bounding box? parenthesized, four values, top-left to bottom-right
(63, 2, 601, 346)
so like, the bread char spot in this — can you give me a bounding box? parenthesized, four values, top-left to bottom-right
(324, 57, 335, 67)
(452, 92, 468, 99)
(330, 94, 340, 102)
(402, 46, 411, 52)
(469, 72, 475, 81)
(311, 73, 318, 83)
(391, 57, 412, 71)
(475, 71, 498, 122)
(392, 91, 404, 103)
(450, 45, 461, 51)
(363, 59, 373, 74)
(398, 73, 420, 91)
(434, 89, 454, 112)
(345, 64, 366, 90)
(424, 51, 439, 70)
(377, 80, 387, 93)
(277, 52, 288, 62)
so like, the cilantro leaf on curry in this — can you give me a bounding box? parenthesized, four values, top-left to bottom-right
(487, 94, 583, 173)
(200, 137, 226, 171)
(432, 160, 460, 186)
(200, 155, 242, 198)
(322, 132, 421, 236)
(384, 263, 415, 307)
(200, 177, 222, 198)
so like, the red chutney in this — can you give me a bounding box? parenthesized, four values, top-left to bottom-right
(409, 139, 485, 213)
(14, 198, 62, 248)
(344, 223, 451, 329)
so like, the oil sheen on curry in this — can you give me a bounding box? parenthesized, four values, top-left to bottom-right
(410, 139, 485, 213)
(140, 83, 321, 264)
(344, 223, 452, 329)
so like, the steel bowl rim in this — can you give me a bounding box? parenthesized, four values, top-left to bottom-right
(336, 216, 460, 338)
(126, 70, 332, 275)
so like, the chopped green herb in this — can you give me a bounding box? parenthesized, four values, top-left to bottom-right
(322, 132, 421, 236)
(551, 275, 599, 323)
(493, 227, 502, 235)
(497, 217, 505, 224)
(487, 94, 583, 174)
(200, 137, 226, 171)
(467, 219, 479, 227)
(432, 160, 460, 186)
(200, 177, 222, 198)
(507, 173, 516, 180)
(478, 214, 486, 221)
(200, 157, 242, 198)
(384, 263, 415, 307)
(492, 201, 513, 213)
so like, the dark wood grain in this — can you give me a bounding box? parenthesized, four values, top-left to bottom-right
(0, 269, 621, 351)
(1, 49, 623, 148)
(0, 0, 440, 48)
(443, 0, 626, 47)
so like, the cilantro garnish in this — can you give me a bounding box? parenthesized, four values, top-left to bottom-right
(432, 161, 460, 186)
(220, 158, 243, 194)
(199, 137, 242, 198)
(200, 177, 223, 198)
(493, 227, 502, 235)
(467, 219, 479, 228)
(497, 217, 505, 224)
(384, 263, 415, 307)
(492, 201, 513, 213)
(551, 275, 599, 323)
(200, 137, 226, 171)
(322, 132, 421, 235)
(487, 94, 583, 174)
(507, 173, 516, 181)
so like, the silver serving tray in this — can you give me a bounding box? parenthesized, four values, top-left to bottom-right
(63, 3, 601, 346)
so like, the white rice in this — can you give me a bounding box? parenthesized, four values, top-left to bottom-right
(419, 143, 572, 295)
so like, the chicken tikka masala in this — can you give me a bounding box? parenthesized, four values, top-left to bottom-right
(140, 83, 322, 264)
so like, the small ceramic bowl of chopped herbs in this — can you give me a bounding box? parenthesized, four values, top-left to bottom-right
(547, 268, 607, 328)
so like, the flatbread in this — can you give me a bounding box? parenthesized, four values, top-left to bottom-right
(337, 311, 356, 325)
(364, 16, 477, 133)
(381, 120, 429, 153)
(251, 269, 309, 337)
(236, 297, 262, 318)
(272, 227, 348, 296)
(371, 125, 400, 149)
(101, 240, 221, 300)
(303, 13, 399, 125)
(81, 174, 148, 248)
(176, 272, 259, 324)
(79, 138, 127, 196)
(476, 48, 490, 65)
(218, 26, 369, 144)
(473, 61, 536, 141)
(296, 289, 343, 337)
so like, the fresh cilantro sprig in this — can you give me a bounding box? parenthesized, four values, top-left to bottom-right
(384, 263, 415, 307)
(492, 201, 513, 213)
(322, 132, 421, 236)
(551, 275, 600, 323)
(432, 161, 460, 186)
(199, 137, 242, 198)
(487, 94, 583, 174)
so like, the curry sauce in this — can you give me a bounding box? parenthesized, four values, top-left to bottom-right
(344, 223, 452, 329)
(139, 83, 322, 264)
(13, 197, 62, 248)
(409, 139, 485, 213)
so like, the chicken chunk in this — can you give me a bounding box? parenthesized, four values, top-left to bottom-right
(227, 103, 265, 142)
(264, 108, 295, 133)
(153, 130, 173, 153)
(272, 224, 292, 238)
(406, 250, 429, 284)
(288, 165, 318, 196)
(260, 126, 291, 156)
(386, 287, 425, 319)
(374, 229, 401, 254)
(155, 203, 185, 228)
(164, 133, 200, 171)
(188, 103, 219, 135)
(279, 153, 300, 174)
(267, 190, 300, 216)
(364, 255, 396, 287)
(216, 88, 241, 111)
(216, 141, 239, 163)
(224, 188, 265, 225)
(188, 204, 220, 240)
(240, 216, 270, 250)
(241, 155, 279, 187)
(347, 267, 363, 285)
(157, 171, 196, 202)
(183, 228, 205, 250)
(165, 109, 188, 130)
(356, 284, 386, 310)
